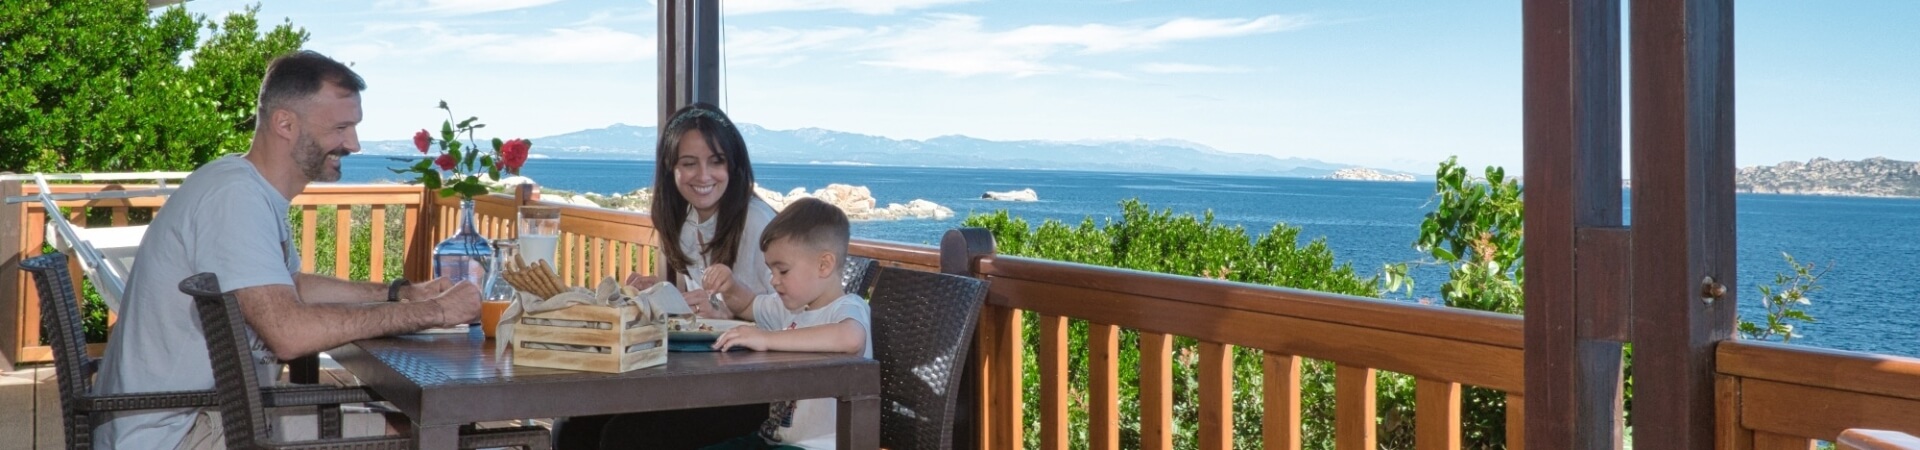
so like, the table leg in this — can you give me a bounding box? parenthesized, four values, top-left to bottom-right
(415, 423, 460, 450)
(837, 394, 880, 450)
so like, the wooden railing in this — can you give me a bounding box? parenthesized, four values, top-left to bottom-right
(2, 182, 427, 365)
(958, 248, 1527, 450)
(1716, 340, 1920, 448)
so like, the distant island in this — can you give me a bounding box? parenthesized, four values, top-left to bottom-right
(1738, 157, 1920, 198)
(361, 123, 1426, 180)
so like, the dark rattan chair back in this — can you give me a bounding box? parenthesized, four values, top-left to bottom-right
(842, 255, 880, 297)
(181, 272, 279, 449)
(867, 267, 990, 450)
(23, 252, 218, 450)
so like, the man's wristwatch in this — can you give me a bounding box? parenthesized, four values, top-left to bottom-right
(387, 278, 411, 302)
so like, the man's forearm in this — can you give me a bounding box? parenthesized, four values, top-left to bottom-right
(294, 273, 386, 304)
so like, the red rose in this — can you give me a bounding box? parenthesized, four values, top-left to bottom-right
(499, 138, 531, 174)
(413, 129, 431, 153)
(434, 153, 456, 171)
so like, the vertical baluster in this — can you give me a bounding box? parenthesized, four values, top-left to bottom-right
(1507, 394, 1525, 450)
(334, 205, 352, 279)
(1415, 379, 1462, 450)
(111, 206, 128, 226)
(616, 241, 633, 280)
(1039, 314, 1068, 450)
(1199, 342, 1233, 450)
(1265, 352, 1303, 450)
(371, 206, 388, 282)
(1090, 323, 1120, 450)
(23, 207, 46, 350)
(1336, 364, 1377, 450)
(1141, 332, 1174, 450)
(301, 206, 318, 273)
(980, 305, 1024, 450)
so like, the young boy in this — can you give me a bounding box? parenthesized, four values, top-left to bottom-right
(709, 197, 869, 450)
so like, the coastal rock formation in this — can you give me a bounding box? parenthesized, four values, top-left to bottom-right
(1325, 168, 1416, 182)
(982, 188, 1039, 202)
(1737, 157, 1920, 198)
(536, 183, 953, 221)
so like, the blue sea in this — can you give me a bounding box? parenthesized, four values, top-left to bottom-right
(343, 156, 1920, 358)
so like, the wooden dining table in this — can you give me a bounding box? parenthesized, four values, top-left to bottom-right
(328, 329, 881, 450)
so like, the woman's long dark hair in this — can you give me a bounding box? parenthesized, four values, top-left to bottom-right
(651, 103, 756, 279)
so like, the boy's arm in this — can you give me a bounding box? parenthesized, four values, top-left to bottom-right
(716, 319, 866, 354)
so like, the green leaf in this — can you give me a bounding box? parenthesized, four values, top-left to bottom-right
(491, 137, 504, 151)
(438, 187, 457, 198)
(440, 120, 455, 143)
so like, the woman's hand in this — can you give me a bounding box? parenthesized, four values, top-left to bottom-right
(681, 288, 732, 319)
(623, 272, 662, 289)
(701, 264, 734, 298)
(713, 325, 772, 352)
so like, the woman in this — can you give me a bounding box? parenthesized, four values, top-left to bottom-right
(562, 103, 779, 449)
(638, 102, 779, 320)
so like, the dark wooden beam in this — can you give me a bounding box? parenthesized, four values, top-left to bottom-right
(1629, 0, 1738, 449)
(657, 0, 722, 128)
(1524, 0, 1627, 448)
(0, 174, 20, 371)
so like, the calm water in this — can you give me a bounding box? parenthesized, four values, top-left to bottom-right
(342, 156, 1920, 357)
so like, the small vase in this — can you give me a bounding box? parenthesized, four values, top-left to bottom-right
(433, 198, 493, 284)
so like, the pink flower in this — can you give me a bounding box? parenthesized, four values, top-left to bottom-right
(413, 129, 431, 153)
(434, 153, 456, 171)
(499, 139, 531, 174)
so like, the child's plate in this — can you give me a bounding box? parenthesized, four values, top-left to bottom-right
(666, 318, 751, 342)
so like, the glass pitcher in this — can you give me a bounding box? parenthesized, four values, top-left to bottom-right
(482, 238, 519, 303)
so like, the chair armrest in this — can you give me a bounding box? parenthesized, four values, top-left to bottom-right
(457, 425, 551, 450)
(261, 385, 381, 408)
(80, 390, 218, 412)
(268, 435, 412, 450)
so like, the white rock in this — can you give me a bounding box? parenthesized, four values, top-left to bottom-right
(982, 188, 1039, 202)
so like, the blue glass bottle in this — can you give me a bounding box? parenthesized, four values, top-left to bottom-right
(433, 198, 493, 284)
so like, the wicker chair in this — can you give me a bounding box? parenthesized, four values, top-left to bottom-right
(843, 255, 880, 297)
(866, 267, 990, 450)
(180, 272, 551, 449)
(21, 252, 219, 450)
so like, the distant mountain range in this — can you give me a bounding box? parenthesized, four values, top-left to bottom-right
(362, 123, 1417, 179)
(1737, 157, 1920, 198)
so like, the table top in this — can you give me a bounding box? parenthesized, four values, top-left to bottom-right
(329, 329, 881, 426)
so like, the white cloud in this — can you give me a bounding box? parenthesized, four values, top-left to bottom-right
(325, 23, 653, 64)
(850, 14, 1308, 77)
(728, 0, 976, 15)
(373, 0, 564, 15)
(1137, 63, 1250, 74)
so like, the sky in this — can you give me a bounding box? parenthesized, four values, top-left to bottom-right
(172, 0, 1920, 174)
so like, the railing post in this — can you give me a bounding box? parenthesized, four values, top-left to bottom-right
(0, 173, 21, 371)
(943, 227, 995, 450)
(403, 187, 440, 281)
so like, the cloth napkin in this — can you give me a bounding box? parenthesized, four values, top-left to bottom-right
(494, 277, 682, 359)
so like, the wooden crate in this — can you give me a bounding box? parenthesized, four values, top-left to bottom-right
(511, 302, 666, 373)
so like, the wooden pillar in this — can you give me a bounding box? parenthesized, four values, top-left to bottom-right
(943, 228, 995, 450)
(657, 0, 721, 127)
(1523, 0, 1628, 449)
(1629, 0, 1737, 449)
(0, 174, 21, 371)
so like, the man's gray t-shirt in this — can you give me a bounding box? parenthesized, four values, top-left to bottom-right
(93, 155, 301, 449)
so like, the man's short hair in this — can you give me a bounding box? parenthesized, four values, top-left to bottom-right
(256, 50, 364, 121)
(760, 197, 851, 267)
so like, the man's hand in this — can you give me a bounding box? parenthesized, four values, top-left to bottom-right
(713, 325, 772, 352)
(427, 281, 481, 327)
(400, 277, 452, 303)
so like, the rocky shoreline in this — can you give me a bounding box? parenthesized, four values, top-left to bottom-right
(527, 181, 955, 221)
(1737, 157, 1920, 199)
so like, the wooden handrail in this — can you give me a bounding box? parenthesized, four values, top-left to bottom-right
(1716, 340, 1920, 447)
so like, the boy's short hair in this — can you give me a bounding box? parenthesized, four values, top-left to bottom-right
(759, 197, 851, 267)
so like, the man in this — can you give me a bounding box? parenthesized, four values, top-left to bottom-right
(92, 50, 481, 450)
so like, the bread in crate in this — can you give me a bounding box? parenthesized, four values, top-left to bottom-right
(503, 262, 668, 373)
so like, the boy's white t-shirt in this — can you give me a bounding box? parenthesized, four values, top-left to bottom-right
(750, 293, 872, 450)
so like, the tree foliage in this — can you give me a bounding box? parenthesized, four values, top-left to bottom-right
(0, 1, 307, 173)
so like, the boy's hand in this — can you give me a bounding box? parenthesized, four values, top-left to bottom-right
(713, 326, 772, 352)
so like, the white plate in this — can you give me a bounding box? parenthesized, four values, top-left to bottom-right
(666, 318, 750, 342)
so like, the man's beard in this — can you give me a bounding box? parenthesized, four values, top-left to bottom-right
(294, 134, 349, 182)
